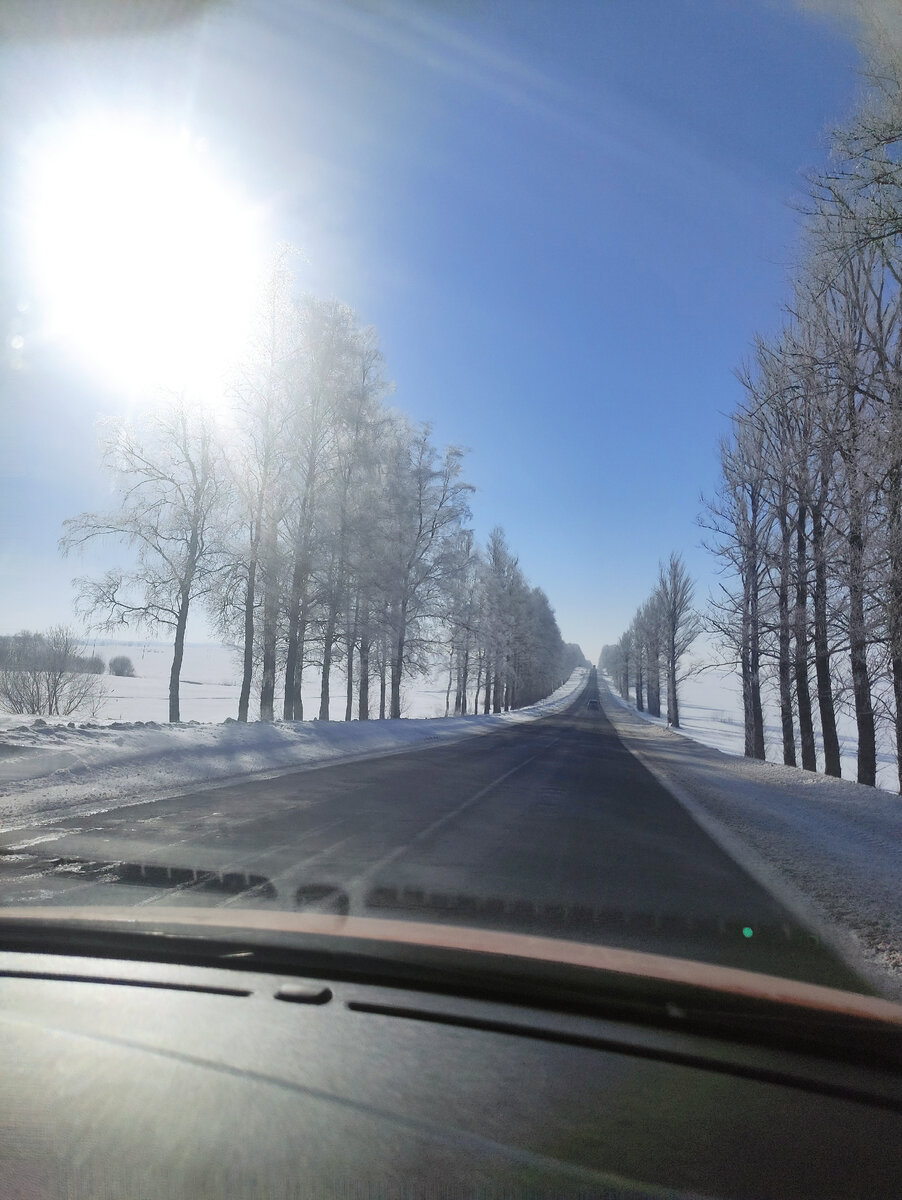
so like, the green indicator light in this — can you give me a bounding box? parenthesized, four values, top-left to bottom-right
(742, 926, 754, 939)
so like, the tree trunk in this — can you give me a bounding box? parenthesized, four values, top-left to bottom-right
(748, 573, 765, 760)
(239, 477, 265, 722)
(746, 489, 766, 759)
(237, 553, 257, 723)
(282, 564, 304, 720)
(635, 648, 644, 712)
(741, 588, 755, 758)
(848, 492, 876, 786)
(345, 599, 357, 722)
(169, 589, 190, 723)
(169, 517, 201, 724)
(390, 636, 404, 719)
(378, 636, 387, 720)
(258, 515, 279, 722)
(282, 616, 299, 720)
(319, 628, 334, 721)
(260, 590, 278, 723)
(291, 625, 305, 722)
(282, 544, 311, 720)
(776, 509, 796, 766)
(646, 646, 660, 718)
(390, 604, 406, 719)
(319, 583, 339, 721)
(445, 647, 454, 717)
(667, 638, 679, 728)
(740, 533, 764, 759)
(460, 648, 469, 715)
(358, 630, 370, 721)
(283, 456, 317, 719)
(344, 648, 354, 722)
(793, 501, 816, 771)
(891, 656, 902, 795)
(886, 461, 902, 792)
(811, 504, 840, 776)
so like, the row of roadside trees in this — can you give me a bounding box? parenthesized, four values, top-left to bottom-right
(599, 554, 700, 729)
(60, 260, 580, 723)
(704, 30, 902, 791)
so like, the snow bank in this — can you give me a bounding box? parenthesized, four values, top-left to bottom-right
(605, 661, 900, 792)
(600, 679, 902, 996)
(0, 668, 588, 829)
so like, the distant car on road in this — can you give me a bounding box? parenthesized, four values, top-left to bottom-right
(587, 698, 599, 710)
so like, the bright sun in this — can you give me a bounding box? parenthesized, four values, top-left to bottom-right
(25, 115, 264, 397)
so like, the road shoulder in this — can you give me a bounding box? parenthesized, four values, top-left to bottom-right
(597, 681, 902, 999)
(0, 671, 589, 831)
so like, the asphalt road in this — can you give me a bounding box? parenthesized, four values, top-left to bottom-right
(0, 682, 867, 991)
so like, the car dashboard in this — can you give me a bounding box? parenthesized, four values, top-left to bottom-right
(2, 913, 902, 1199)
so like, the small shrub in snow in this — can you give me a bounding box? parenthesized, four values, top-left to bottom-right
(108, 656, 136, 678)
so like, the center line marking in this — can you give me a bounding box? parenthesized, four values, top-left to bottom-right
(348, 734, 566, 889)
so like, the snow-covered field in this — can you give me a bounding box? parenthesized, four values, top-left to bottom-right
(44, 639, 457, 725)
(0, 646, 589, 828)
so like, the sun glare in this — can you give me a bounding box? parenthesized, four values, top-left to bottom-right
(25, 115, 264, 398)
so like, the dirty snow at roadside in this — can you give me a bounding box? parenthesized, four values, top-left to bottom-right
(0, 668, 588, 829)
(600, 682, 902, 996)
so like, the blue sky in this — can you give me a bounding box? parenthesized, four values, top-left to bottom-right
(0, 0, 864, 660)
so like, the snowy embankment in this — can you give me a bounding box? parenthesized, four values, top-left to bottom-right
(612, 659, 900, 792)
(0, 668, 588, 830)
(600, 678, 902, 996)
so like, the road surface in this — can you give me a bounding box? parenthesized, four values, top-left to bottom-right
(0, 679, 867, 990)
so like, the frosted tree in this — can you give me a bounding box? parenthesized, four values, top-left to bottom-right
(213, 256, 297, 721)
(442, 529, 481, 715)
(62, 401, 222, 723)
(279, 297, 357, 721)
(314, 319, 388, 721)
(641, 594, 664, 718)
(702, 412, 770, 760)
(816, 239, 883, 785)
(479, 527, 520, 712)
(514, 587, 567, 706)
(379, 420, 473, 719)
(655, 553, 700, 729)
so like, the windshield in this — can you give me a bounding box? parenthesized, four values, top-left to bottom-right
(1, 0, 901, 1003)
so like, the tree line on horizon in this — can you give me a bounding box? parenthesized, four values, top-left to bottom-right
(58, 260, 584, 724)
